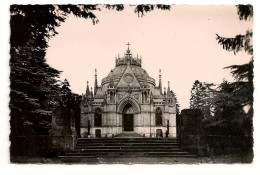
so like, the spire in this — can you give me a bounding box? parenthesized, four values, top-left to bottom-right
(86, 81, 90, 95)
(94, 68, 98, 95)
(167, 81, 171, 95)
(164, 87, 166, 96)
(159, 69, 162, 94)
(91, 87, 93, 97)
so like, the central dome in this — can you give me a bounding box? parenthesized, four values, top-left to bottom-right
(107, 65, 150, 78)
(101, 45, 155, 86)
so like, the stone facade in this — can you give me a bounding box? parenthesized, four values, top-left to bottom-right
(80, 45, 177, 138)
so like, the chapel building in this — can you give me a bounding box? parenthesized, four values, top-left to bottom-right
(80, 44, 177, 138)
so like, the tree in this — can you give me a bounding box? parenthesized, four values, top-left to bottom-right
(54, 79, 82, 109)
(171, 90, 180, 115)
(190, 80, 203, 109)
(57, 79, 72, 108)
(10, 36, 61, 135)
(190, 80, 215, 118)
(201, 5, 254, 136)
(133, 4, 171, 17)
(215, 5, 253, 133)
(216, 5, 253, 109)
(10, 5, 95, 135)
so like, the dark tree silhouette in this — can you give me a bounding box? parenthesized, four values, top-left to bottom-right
(215, 5, 253, 114)
(190, 80, 215, 119)
(134, 4, 171, 16)
(204, 4, 254, 136)
(171, 90, 180, 115)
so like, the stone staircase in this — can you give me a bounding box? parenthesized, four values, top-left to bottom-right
(115, 131, 143, 138)
(61, 137, 195, 158)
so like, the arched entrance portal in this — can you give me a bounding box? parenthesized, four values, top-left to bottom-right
(123, 103, 134, 131)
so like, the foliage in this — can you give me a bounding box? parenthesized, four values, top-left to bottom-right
(216, 5, 253, 54)
(189, 79, 252, 136)
(200, 4, 254, 136)
(216, 30, 253, 55)
(104, 4, 124, 11)
(236, 5, 253, 20)
(134, 4, 171, 17)
(171, 90, 180, 115)
(10, 5, 98, 135)
(57, 79, 72, 108)
(190, 80, 215, 118)
(215, 4, 253, 110)
(53, 79, 82, 109)
(10, 37, 61, 135)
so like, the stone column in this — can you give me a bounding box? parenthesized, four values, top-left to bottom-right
(49, 108, 78, 153)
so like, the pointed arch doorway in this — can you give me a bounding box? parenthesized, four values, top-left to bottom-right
(123, 103, 134, 131)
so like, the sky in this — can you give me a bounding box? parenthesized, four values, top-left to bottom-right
(46, 5, 252, 110)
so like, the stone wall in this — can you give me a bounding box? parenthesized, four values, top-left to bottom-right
(49, 108, 77, 153)
(178, 109, 204, 156)
(178, 109, 253, 157)
(180, 109, 203, 134)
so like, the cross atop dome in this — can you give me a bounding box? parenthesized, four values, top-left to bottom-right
(126, 42, 131, 49)
(115, 43, 142, 67)
(126, 42, 132, 56)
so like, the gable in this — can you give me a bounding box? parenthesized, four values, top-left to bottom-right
(117, 64, 141, 88)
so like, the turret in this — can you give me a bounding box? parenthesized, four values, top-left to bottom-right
(86, 81, 90, 96)
(159, 69, 162, 94)
(91, 87, 93, 97)
(94, 68, 97, 95)
(167, 81, 171, 95)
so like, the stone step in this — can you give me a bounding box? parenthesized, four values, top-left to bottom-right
(76, 143, 178, 146)
(59, 154, 196, 158)
(63, 138, 195, 158)
(115, 132, 144, 138)
(75, 145, 180, 149)
(74, 148, 181, 151)
(76, 142, 179, 146)
(77, 139, 178, 143)
(63, 152, 196, 158)
(65, 151, 191, 157)
(72, 148, 182, 152)
(78, 138, 177, 141)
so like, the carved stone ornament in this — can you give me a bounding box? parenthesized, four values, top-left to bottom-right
(123, 73, 134, 83)
(134, 94, 139, 100)
(118, 94, 124, 100)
